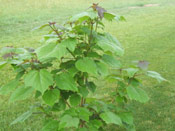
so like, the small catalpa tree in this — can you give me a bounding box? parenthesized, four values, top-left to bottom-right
(0, 3, 166, 131)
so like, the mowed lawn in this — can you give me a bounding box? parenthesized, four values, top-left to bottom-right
(0, 0, 175, 130)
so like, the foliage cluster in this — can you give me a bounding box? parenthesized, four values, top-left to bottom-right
(0, 3, 166, 131)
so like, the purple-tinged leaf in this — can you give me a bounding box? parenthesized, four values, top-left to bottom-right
(2, 52, 17, 59)
(91, 3, 107, 19)
(138, 61, 149, 70)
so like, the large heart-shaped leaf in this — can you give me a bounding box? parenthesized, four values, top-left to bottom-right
(61, 38, 77, 52)
(59, 115, 79, 129)
(55, 72, 78, 92)
(0, 61, 7, 69)
(36, 42, 67, 61)
(69, 94, 81, 107)
(42, 119, 59, 131)
(70, 11, 98, 22)
(102, 54, 121, 68)
(78, 107, 92, 122)
(100, 111, 122, 126)
(147, 71, 167, 83)
(96, 61, 108, 76)
(96, 33, 124, 56)
(11, 111, 32, 125)
(78, 86, 89, 98)
(127, 86, 149, 103)
(87, 119, 102, 130)
(124, 68, 139, 78)
(36, 38, 77, 61)
(75, 57, 97, 75)
(42, 89, 60, 106)
(0, 79, 19, 95)
(9, 86, 34, 102)
(104, 12, 116, 21)
(119, 112, 133, 125)
(24, 69, 53, 94)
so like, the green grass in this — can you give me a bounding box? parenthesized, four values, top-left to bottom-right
(0, 0, 175, 130)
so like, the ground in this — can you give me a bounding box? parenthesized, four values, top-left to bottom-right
(0, 0, 175, 130)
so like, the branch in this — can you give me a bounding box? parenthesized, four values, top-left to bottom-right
(64, 99, 71, 108)
(95, 18, 99, 31)
(88, 21, 94, 44)
(66, 48, 76, 59)
(49, 24, 62, 40)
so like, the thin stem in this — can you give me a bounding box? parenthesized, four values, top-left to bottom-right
(95, 18, 99, 31)
(79, 120, 86, 128)
(66, 48, 76, 59)
(64, 99, 71, 108)
(84, 34, 87, 44)
(134, 73, 144, 77)
(49, 24, 62, 40)
(62, 57, 75, 60)
(39, 106, 52, 117)
(60, 93, 71, 108)
(80, 97, 84, 107)
(88, 21, 94, 45)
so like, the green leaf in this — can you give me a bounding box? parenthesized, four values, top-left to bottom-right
(87, 52, 101, 59)
(36, 38, 78, 61)
(55, 72, 78, 92)
(32, 23, 49, 31)
(0, 79, 19, 95)
(104, 12, 116, 21)
(147, 71, 167, 83)
(78, 107, 92, 122)
(68, 66, 79, 77)
(130, 78, 140, 87)
(42, 89, 60, 106)
(52, 99, 66, 111)
(96, 33, 124, 56)
(125, 68, 139, 78)
(87, 120, 102, 130)
(102, 54, 121, 68)
(116, 96, 125, 103)
(115, 15, 126, 21)
(119, 112, 133, 125)
(0, 47, 17, 55)
(74, 25, 91, 35)
(59, 114, 79, 129)
(87, 82, 96, 93)
(75, 57, 97, 75)
(78, 86, 89, 98)
(11, 111, 32, 125)
(60, 60, 75, 68)
(36, 42, 67, 61)
(69, 94, 81, 106)
(24, 69, 53, 94)
(100, 111, 122, 126)
(70, 11, 98, 22)
(15, 70, 25, 80)
(106, 75, 123, 83)
(0, 61, 7, 69)
(127, 86, 149, 103)
(35, 91, 42, 98)
(96, 61, 108, 76)
(64, 108, 78, 117)
(9, 86, 34, 102)
(42, 119, 59, 131)
(61, 38, 77, 52)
